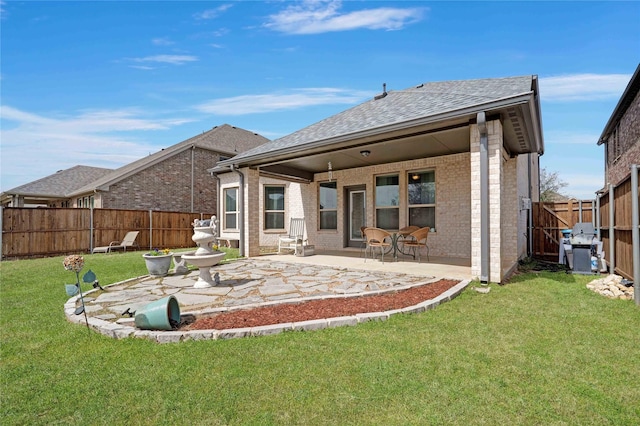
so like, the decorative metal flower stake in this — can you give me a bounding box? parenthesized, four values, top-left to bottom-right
(63, 255, 99, 331)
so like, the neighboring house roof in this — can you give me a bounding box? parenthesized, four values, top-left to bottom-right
(1, 165, 114, 199)
(217, 75, 543, 173)
(69, 124, 269, 195)
(597, 63, 640, 145)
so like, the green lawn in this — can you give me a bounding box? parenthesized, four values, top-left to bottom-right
(1, 252, 639, 425)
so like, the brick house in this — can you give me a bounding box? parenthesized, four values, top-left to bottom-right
(597, 63, 640, 187)
(2, 124, 269, 212)
(211, 76, 544, 283)
(1, 165, 114, 208)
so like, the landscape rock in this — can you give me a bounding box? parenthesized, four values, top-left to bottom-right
(586, 275, 634, 300)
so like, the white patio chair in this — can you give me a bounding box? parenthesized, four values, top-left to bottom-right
(278, 218, 307, 255)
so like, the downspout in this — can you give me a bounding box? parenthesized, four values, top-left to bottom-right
(527, 154, 533, 257)
(210, 171, 220, 226)
(230, 164, 245, 257)
(477, 112, 490, 283)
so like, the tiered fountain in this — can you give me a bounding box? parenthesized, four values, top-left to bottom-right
(181, 215, 225, 288)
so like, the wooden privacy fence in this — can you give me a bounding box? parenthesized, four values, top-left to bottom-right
(533, 199, 595, 260)
(598, 167, 640, 281)
(533, 166, 639, 281)
(1, 207, 216, 260)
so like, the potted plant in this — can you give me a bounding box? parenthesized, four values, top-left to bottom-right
(143, 248, 173, 277)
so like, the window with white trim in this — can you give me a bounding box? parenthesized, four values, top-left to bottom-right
(375, 175, 399, 229)
(408, 171, 435, 229)
(319, 182, 337, 229)
(224, 188, 238, 230)
(264, 186, 285, 229)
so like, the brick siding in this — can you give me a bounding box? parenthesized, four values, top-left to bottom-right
(605, 89, 640, 185)
(99, 148, 219, 212)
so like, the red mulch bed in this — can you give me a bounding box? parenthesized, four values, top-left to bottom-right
(184, 279, 459, 330)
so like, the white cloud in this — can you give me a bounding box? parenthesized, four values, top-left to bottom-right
(130, 55, 198, 65)
(264, 0, 425, 35)
(544, 130, 600, 145)
(152, 37, 175, 46)
(194, 4, 233, 20)
(195, 88, 373, 115)
(539, 73, 631, 102)
(562, 172, 605, 199)
(0, 106, 194, 191)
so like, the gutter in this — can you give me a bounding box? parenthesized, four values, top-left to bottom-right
(477, 111, 490, 283)
(230, 164, 245, 257)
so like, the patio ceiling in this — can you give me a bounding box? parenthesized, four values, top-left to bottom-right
(258, 121, 471, 182)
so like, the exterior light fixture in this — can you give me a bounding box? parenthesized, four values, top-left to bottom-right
(328, 161, 333, 182)
(360, 150, 371, 157)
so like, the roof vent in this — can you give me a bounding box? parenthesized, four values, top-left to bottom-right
(374, 83, 387, 100)
(416, 83, 424, 88)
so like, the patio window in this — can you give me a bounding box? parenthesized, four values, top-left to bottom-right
(224, 188, 238, 230)
(375, 175, 399, 229)
(319, 182, 337, 229)
(264, 186, 285, 230)
(408, 171, 436, 229)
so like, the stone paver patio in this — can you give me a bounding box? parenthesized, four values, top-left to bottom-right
(65, 258, 470, 343)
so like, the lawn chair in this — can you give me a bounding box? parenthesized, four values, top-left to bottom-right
(278, 218, 307, 255)
(402, 227, 430, 262)
(363, 227, 392, 263)
(93, 231, 140, 254)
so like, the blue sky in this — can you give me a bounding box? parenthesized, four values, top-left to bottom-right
(1, 1, 638, 199)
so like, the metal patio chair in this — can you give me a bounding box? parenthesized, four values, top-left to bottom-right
(363, 227, 392, 263)
(93, 231, 140, 254)
(402, 227, 430, 262)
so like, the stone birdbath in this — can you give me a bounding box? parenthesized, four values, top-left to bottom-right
(181, 216, 225, 288)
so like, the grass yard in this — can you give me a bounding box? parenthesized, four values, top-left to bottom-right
(1, 252, 639, 425)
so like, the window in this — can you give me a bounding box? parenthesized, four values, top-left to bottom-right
(77, 198, 83, 208)
(375, 175, 399, 229)
(319, 182, 337, 229)
(408, 171, 435, 229)
(224, 188, 238, 230)
(264, 186, 285, 229)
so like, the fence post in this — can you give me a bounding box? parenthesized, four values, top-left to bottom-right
(0, 206, 3, 260)
(595, 192, 601, 240)
(90, 205, 94, 253)
(609, 184, 615, 275)
(149, 209, 153, 250)
(631, 164, 639, 306)
(579, 200, 583, 223)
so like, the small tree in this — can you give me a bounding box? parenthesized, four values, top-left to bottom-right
(540, 167, 569, 202)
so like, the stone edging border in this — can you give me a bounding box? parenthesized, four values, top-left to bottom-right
(65, 279, 471, 343)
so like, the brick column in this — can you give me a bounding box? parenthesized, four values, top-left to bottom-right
(243, 167, 261, 258)
(470, 119, 504, 283)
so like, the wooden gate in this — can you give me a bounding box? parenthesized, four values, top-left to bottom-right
(533, 200, 594, 260)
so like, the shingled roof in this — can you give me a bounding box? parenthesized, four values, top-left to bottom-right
(219, 75, 541, 167)
(69, 124, 269, 195)
(2, 165, 114, 198)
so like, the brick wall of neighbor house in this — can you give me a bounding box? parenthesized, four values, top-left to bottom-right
(606, 89, 640, 185)
(100, 149, 219, 211)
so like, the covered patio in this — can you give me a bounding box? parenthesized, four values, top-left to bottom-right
(261, 249, 472, 281)
(212, 75, 544, 283)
